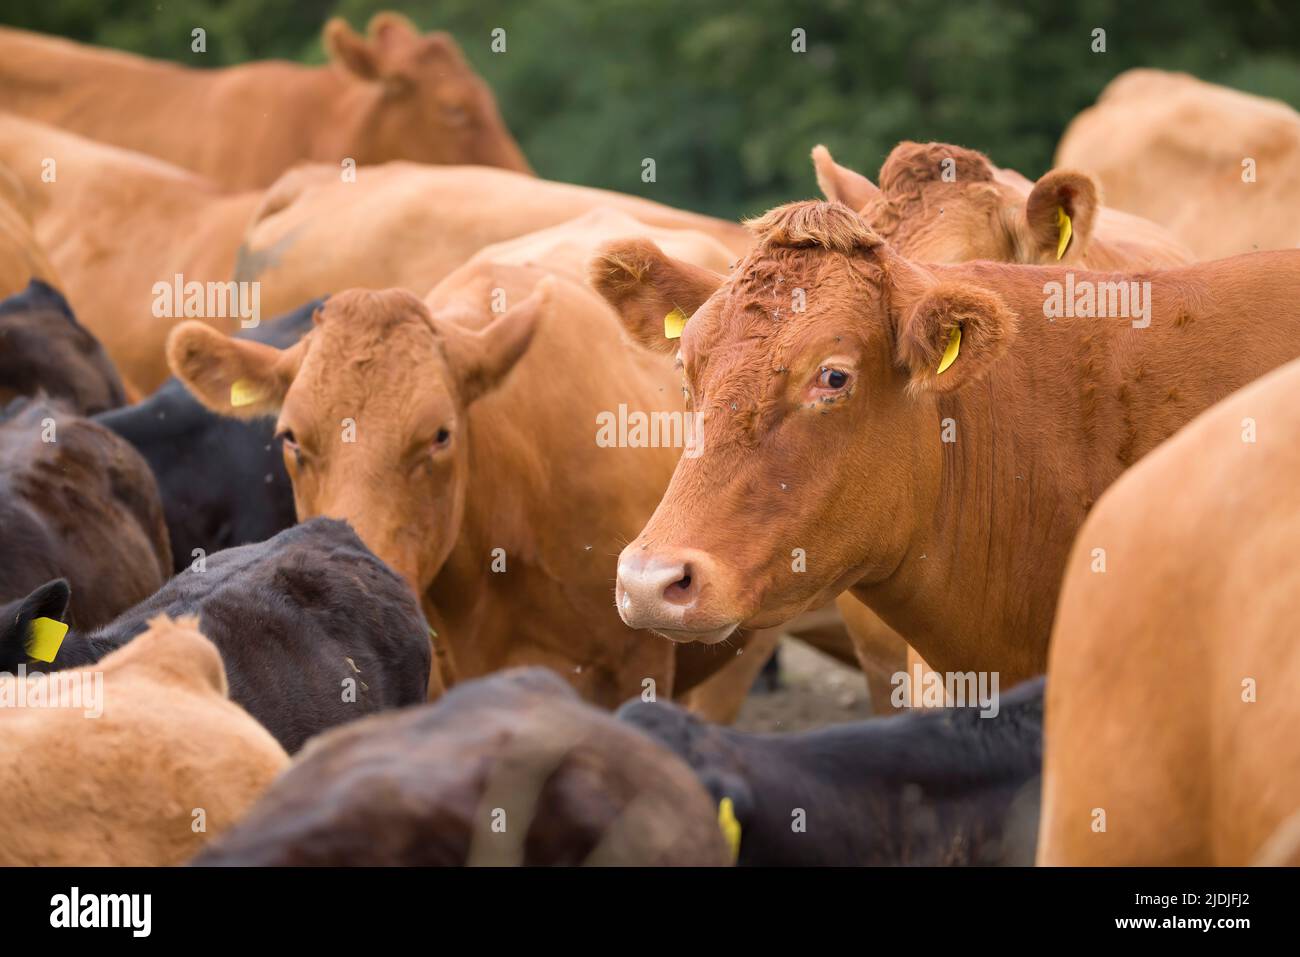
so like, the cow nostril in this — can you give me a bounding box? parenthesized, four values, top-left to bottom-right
(662, 565, 696, 605)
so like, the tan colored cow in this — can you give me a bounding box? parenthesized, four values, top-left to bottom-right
(594, 200, 1300, 686)
(0, 115, 268, 394)
(166, 217, 760, 710)
(0, 13, 530, 190)
(0, 116, 744, 396)
(235, 160, 752, 317)
(0, 615, 288, 865)
(813, 141, 1192, 268)
(1056, 69, 1300, 258)
(1040, 356, 1300, 865)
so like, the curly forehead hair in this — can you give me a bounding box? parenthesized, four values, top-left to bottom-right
(744, 200, 884, 254)
(724, 201, 889, 313)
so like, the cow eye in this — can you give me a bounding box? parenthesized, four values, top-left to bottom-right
(817, 367, 850, 390)
(276, 430, 304, 466)
(433, 427, 451, 449)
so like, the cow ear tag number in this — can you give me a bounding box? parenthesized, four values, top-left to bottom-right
(230, 378, 260, 408)
(717, 796, 741, 862)
(26, 617, 68, 663)
(664, 307, 688, 340)
(1055, 206, 1073, 260)
(936, 326, 962, 376)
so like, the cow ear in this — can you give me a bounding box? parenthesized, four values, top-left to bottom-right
(166, 321, 300, 419)
(811, 145, 881, 212)
(435, 280, 547, 406)
(1025, 170, 1098, 263)
(324, 18, 379, 81)
(895, 281, 1016, 394)
(590, 239, 725, 355)
(0, 579, 70, 672)
(367, 11, 420, 49)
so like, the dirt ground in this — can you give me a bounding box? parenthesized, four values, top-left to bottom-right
(733, 637, 877, 732)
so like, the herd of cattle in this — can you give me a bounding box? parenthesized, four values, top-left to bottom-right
(0, 14, 1297, 867)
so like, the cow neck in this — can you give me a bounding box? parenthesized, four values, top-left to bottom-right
(30, 625, 117, 672)
(856, 262, 1194, 680)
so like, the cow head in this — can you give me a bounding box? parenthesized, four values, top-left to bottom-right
(166, 287, 543, 595)
(813, 142, 1098, 265)
(0, 280, 128, 415)
(323, 13, 531, 173)
(592, 201, 1016, 642)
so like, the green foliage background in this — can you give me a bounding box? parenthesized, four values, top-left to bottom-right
(4, 0, 1297, 219)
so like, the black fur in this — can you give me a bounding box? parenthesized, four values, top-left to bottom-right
(618, 677, 1044, 865)
(1, 518, 431, 753)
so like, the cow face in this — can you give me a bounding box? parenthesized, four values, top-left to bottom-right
(165, 287, 541, 596)
(323, 14, 531, 173)
(814, 142, 1098, 265)
(593, 201, 1016, 642)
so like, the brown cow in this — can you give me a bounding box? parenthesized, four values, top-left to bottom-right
(0, 397, 171, 629)
(166, 232, 758, 708)
(234, 160, 751, 317)
(813, 142, 1192, 269)
(0, 13, 530, 190)
(1056, 69, 1300, 258)
(192, 668, 730, 866)
(813, 141, 1191, 705)
(594, 200, 1300, 685)
(1039, 356, 1300, 866)
(0, 614, 288, 865)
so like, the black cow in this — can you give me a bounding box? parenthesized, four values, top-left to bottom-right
(618, 677, 1044, 866)
(0, 397, 171, 629)
(0, 280, 127, 415)
(0, 518, 431, 753)
(95, 299, 323, 573)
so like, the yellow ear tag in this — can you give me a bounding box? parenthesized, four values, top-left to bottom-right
(717, 796, 741, 863)
(664, 307, 688, 340)
(26, 617, 68, 663)
(1055, 205, 1073, 261)
(230, 378, 259, 408)
(936, 325, 962, 376)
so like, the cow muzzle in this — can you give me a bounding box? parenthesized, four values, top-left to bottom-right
(615, 545, 740, 644)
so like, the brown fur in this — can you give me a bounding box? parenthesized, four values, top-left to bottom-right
(1057, 69, 1300, 258)
(0, 115, 268, 393)
(0, 615, 288, 865)
(169, 218, 763, 709)
(0, 15, 530, 190)
(596, 199, 1300, 686)
(816, 142, 1191, 268)
(236, 162, 752, 324)
(1040, 356, 1300, 865)
(810, 142, 1190, 679)
(0, 398, 171, 629)
(0, 173, 57, 299)
(193, 669, 729, 865)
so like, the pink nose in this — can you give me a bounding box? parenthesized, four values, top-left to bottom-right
(615, 547, 713, 633)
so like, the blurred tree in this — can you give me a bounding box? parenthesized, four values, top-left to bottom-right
(3, 0, 1297, 218)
